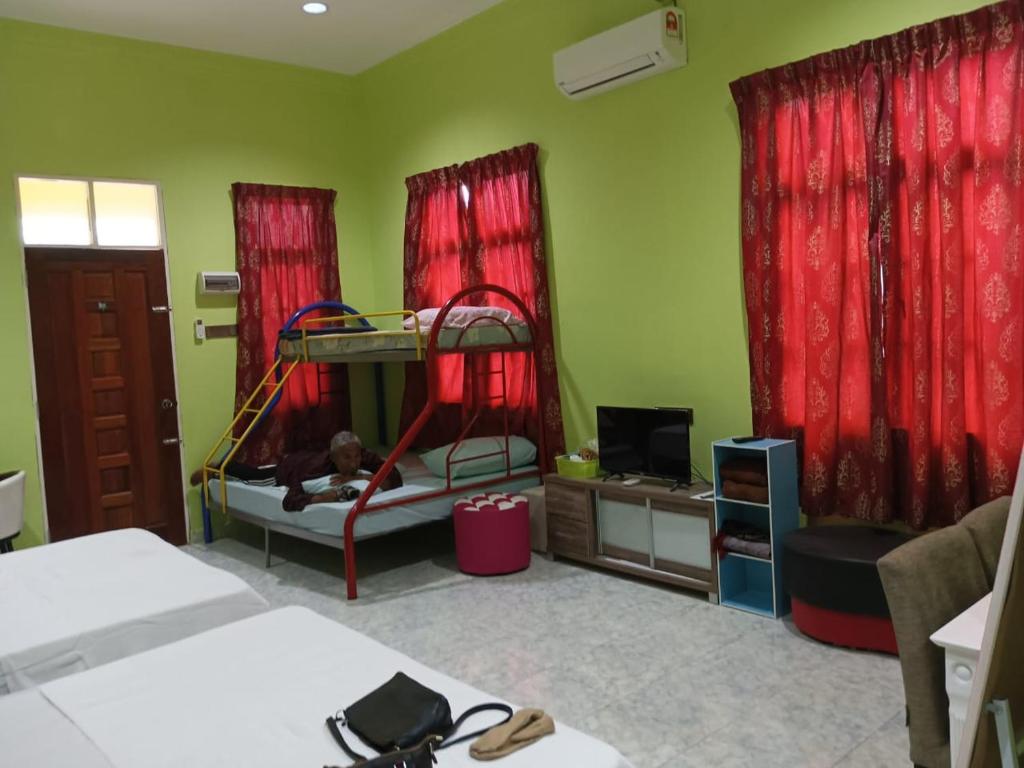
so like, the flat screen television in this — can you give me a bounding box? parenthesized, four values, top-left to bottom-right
(597, 406, 693, 486)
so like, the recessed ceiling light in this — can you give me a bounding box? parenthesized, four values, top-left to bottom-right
(302, 2, 328, 14)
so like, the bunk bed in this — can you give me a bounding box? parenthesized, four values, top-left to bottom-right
(201, 284, 547, 599)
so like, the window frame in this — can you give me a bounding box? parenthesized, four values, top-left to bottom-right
(13, 173, 167, 250)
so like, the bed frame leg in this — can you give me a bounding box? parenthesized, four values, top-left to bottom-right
(345, 537, 358, 600)
(264, 528, 271, 568)
(201, 493, 213, 544)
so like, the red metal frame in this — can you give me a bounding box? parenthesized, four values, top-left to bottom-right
(341, 284, 546, 599)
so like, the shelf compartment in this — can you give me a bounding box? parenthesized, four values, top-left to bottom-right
(720, 550, 772, 564)
(722, 590, 775, 617)
(718, 546, 775, 617)
(715, 495, 770, 509)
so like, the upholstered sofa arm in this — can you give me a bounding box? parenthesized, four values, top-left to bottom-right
(878, 525, 992, 768)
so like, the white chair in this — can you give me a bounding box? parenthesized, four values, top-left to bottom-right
(0, 471, 26, 554)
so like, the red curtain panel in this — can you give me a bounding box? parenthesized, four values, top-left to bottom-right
(400, 144, 566, 471)
(731, 1, 1024, 528)
(232, 183, 350, 465)
(399, 165, 467, 441)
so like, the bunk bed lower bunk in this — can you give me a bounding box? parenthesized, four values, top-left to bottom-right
(207, 452, 540, 566)
(202, 284, 549, 600)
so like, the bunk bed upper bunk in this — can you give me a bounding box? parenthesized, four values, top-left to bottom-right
(276, 306, 533, 363)
(200, 284, 547, 600)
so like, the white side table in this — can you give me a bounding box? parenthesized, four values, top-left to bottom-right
(930, 593, 991, 765)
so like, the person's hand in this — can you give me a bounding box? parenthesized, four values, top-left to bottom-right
(330, 474, 358, 487)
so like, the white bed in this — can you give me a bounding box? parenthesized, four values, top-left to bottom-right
(0, 607, 634, 768)
(209, 452, 540, 538)
(0, 527, 268, 694)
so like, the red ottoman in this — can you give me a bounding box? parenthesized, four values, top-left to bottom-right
(453, 493, 531, 576)
(782, 526, 911, 655)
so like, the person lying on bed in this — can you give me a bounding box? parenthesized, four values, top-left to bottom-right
(191, 430, 402, 511)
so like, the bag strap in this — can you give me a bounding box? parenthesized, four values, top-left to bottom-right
(438, 703, 514, 750)
(325, 715, 365, 764)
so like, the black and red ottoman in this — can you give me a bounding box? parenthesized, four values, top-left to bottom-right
(782, 526, 911, 655)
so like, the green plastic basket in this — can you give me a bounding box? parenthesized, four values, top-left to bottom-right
(555, 455, 600, 478)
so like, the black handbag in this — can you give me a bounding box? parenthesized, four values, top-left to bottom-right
(325, 672, 512, 767)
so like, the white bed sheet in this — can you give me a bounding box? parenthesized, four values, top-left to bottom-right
(2, 689, 114, 767)
(4, 607, 632, 768)
(210, 457, 540, 538)
(0, 528, 268, 694)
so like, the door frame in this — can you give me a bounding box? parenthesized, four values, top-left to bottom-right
(13, 173, 190, 543)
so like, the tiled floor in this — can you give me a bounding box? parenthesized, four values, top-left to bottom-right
(185, 525, 911, 768)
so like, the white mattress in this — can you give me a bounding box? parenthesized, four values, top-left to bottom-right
(0, 607, 633, 768)
(210, 455, 541, 538)
(0, 528, 268, 694)
(278, 323, 532, 363)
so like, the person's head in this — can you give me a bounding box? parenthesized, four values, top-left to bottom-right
(329, 430, 362, 475)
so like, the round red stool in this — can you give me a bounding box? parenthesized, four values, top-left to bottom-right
(782, 526, 911, 655)
(453, 493, 531, 576)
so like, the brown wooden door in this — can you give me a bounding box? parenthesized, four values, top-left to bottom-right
(26, 248, 186, 544)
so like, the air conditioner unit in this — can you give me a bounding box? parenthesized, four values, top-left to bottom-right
(554, 7, 686, 100)
(197, 271, 241, 295)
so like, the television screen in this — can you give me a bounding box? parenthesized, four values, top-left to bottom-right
(597, 406, 692, 483)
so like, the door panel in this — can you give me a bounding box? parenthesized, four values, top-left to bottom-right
(26, 248, 186, 544)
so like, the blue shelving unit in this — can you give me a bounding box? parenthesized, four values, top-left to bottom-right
(712, 438, 799, 618)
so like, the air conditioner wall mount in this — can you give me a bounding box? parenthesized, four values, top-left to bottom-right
(554, 8, 686, 100)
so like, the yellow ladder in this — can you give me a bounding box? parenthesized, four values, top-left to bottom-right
(202, 357, 302, 514)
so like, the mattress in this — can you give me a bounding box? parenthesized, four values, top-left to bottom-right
(277, 322, 532, 363)
(0, 607, 633, 768)
(0, 528, 268, 694)
(209, 453, 540, 538)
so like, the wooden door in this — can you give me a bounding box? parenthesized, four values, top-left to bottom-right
(26, 248, 186, 544)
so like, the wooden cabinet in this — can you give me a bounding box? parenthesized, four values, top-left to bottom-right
(543, 474, 717, 600)
(545, 477, 594, 559)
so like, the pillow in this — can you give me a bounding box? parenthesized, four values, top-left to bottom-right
(301, 470, 375, 497)
(301, 475, 335, 495)
(421, 436, 537, 479)
(403, 306, 526, 330)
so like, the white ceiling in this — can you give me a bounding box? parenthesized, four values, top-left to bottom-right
(0, 0, 504, 75)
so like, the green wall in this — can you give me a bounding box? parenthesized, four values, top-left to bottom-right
(0, 20, 376, 547)
(0, 0, 984, 547)
(355, 0, 983, 472)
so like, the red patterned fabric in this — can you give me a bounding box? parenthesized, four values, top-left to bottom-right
(232, 183, 350, 465)
(400, 144, 565, 471)
(731, 2, 1024, 529)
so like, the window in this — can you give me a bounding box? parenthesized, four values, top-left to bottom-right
(17, 177, 163, 247)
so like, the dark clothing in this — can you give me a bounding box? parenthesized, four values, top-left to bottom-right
(220, 463, 276, 483)
(222, 448, 402, 512)
(277, 448, 402, 511)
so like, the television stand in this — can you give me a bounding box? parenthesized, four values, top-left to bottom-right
(543, 474, 717, 600)
(669, 480, 690, 493)
(601, 472, 624, 482)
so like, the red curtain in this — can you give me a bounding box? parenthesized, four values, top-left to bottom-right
(232, 183, 350, 465)
(399, 144, 566, 471)
(732, 1, 1024, 529)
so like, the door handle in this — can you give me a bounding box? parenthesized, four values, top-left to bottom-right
(161, 437, 181, 446)
(161, 398, 176, 410)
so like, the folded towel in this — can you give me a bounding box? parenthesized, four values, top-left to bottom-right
(721, 479, 770, 504)
(469, 708, 555, 761)
(719, 457, 769, 487)
(714, 519, 772, 560)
